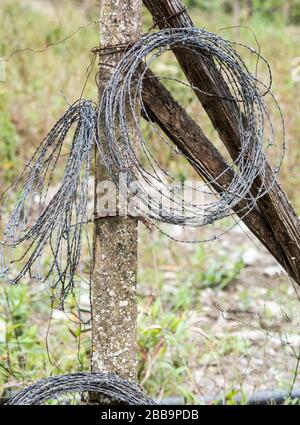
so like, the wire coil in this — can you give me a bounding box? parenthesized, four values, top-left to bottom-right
(98, 27, 284, 228)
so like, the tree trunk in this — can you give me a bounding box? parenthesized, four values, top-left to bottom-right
(143, 0, 300, 285)
(91, 0, 142, 382)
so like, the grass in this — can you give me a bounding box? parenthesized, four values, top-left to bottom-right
(0, 228, 246, 402)
(0, 0, 300, 404)
(1, 224, 299, 403)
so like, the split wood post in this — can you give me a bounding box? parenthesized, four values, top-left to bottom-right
(91, 0, 142, 381)
(143, 0, 300, 285)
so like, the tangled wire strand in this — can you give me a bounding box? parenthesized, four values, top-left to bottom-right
(0, 27, 284, 302)
(6, 372, 156, 405)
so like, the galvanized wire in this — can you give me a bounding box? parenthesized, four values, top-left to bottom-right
(0, 99, 96, 305)
(98, 27, 284, 229)
(6, 372, 156, 405)
(0, 27, 285, 301)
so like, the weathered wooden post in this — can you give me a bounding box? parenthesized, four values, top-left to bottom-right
(143, 0, 300, 285)
(91, 0, 142, 381)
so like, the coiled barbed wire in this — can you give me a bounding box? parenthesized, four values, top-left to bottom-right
(0, 27, 285, 301)
(0, 99, 96, 304)
(98, 27, 284, 229)
(6, 372, 156, 405)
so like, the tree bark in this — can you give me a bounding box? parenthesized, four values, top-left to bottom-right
(91, 0, 142, 382)
(143, 0, 300, 284)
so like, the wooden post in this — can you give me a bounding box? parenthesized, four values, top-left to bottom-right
(91, 0, 142, 381)
(143, 0, 300, 285)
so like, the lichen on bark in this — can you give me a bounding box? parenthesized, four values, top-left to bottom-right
(91, 0, 142, 382)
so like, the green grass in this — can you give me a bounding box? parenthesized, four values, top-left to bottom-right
(2, 226, 299, 402)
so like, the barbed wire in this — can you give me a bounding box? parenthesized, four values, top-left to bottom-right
(0, 26, 285, 302)
(6, 372, 156, 405)
(97, 27, 285, 233)
(0, 99, 96, 306)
